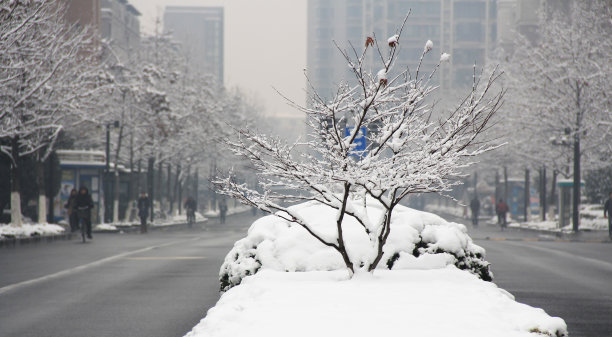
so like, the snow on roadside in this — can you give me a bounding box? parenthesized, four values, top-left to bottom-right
(0, 223, 65, 239)
(94, 223, 118, 231)
(185, 268, 567, 337)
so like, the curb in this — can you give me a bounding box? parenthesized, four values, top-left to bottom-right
(477, 236, 612, 244)
(1, 220, 208, 248)
(0, 232, 74, 248)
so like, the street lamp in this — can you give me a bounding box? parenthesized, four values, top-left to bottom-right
(550, 127, 580, 232)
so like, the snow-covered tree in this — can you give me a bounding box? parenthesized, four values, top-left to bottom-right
(497, 0, 611, 229)
(0, 0, 100, 225)
(214, 16, 504, 275)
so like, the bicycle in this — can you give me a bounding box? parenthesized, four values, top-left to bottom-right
(186, 208, 195, 228)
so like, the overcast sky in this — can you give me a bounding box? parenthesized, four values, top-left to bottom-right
(129, 0, 307, 118)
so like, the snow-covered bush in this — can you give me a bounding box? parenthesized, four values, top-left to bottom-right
(220, 200, 491, 292)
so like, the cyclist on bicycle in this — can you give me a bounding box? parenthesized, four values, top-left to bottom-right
(75, 186, 94, 239)
(184, 196, 196, 227)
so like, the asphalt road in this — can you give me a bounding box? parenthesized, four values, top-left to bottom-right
(465, 220, 612, 337)
(2, 212, 611, 337)
(0, 213, 255, 337)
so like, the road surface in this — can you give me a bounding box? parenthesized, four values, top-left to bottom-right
(1, 211, 611, 337)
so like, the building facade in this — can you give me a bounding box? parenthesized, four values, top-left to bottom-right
(164, 6, 224, 84)
(63, 0, 141, 63)
(307, 0, 497, 98)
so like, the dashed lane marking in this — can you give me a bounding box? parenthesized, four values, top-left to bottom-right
(0, 237, 201, 296)
(124, 256, 206, 261)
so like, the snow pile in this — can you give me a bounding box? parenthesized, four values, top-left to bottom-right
(204, 205, 251, 218)
(220, 201, 491, 292)
(186, 268, 567, 337)
(0, 223, 65, 239)
(94, 223, 118, 231)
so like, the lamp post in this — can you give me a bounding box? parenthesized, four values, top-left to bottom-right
(551, 127, 580, 232)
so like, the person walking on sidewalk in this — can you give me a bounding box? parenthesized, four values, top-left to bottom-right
(75, 187, 94, 239)
(470, 195, 480, 227)
(604, 191, 612, 239)
(137, 192, 149, 233)
(496, 198, 509, 231)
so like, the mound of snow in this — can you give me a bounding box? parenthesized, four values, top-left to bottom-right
(187, 269, 567, 337)
(0, 223, 65, 239)
(220, 201, 491, 292)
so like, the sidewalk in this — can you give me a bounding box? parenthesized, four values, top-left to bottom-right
(458, 216, 611, 244)
(426, 204, 611, 243)
(0, 206, 253, 248)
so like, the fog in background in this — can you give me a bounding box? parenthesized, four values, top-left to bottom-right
(130, 0, 307, 119)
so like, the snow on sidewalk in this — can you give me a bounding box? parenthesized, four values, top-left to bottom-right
(0, 223, 65, 239)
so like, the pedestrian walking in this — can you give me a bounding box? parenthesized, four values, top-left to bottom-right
(64, 188, 79, 232)
(470, 196, 480, 227)
(496, 199, 509, 231)
(604, 191, 612, 239)
(219, 198, 228, 224)
(137, 192, 149, 233)
(75, 187, 94, 239)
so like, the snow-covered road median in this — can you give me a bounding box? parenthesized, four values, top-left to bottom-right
(186, 268, 566, 337)
(184, 201, 567, 337)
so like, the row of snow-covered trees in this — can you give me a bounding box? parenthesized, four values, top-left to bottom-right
(482, 0, 612, 228)
(0, 0, 255, 225)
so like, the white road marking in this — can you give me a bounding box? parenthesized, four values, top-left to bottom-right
(0, 237, 201, 296)
(124, 256, 206, 261)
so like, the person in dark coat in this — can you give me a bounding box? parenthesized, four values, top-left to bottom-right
(496, 199, 509, 231)
(184, 196, 196, 227)
(470, 196, 480, 227)
(64, 188, 79, 232)
(75, 187, 94, 239)
(604, 191, 612, 239)
(137, 192, 149, 233)
(219, 198, 228, 224)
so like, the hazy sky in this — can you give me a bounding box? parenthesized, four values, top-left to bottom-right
(129, 0, 307, 118)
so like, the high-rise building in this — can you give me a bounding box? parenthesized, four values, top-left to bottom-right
(63, 0, 141, 63)
(164, 6, 224, 84)
(307, 0, 497, 98)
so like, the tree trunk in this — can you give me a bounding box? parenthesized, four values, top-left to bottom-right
(194, 168, 199, 210)
(540, 166, 547, 221)
(549, 170, 558, 220)
(524, 168, 529, 222)
(10, 136, 22, 226)
(503, 166, 509, 203)
(37, 159, 47, 224)
(148, 157, 155, 221)
(174, 164, 181, 215)
(125, 132, 134, 222)
(167, 164, 172, 214)
(157, 161, 163, 214)
(572, 136, 581, 232)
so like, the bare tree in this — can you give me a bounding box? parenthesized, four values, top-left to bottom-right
(214, 16, 504, 276)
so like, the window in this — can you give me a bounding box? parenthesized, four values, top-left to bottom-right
(452, 48, 484, 65)
(454, 22, 484, 42)
(453, 68, 474, 86)
(453, 1, 485, 19)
